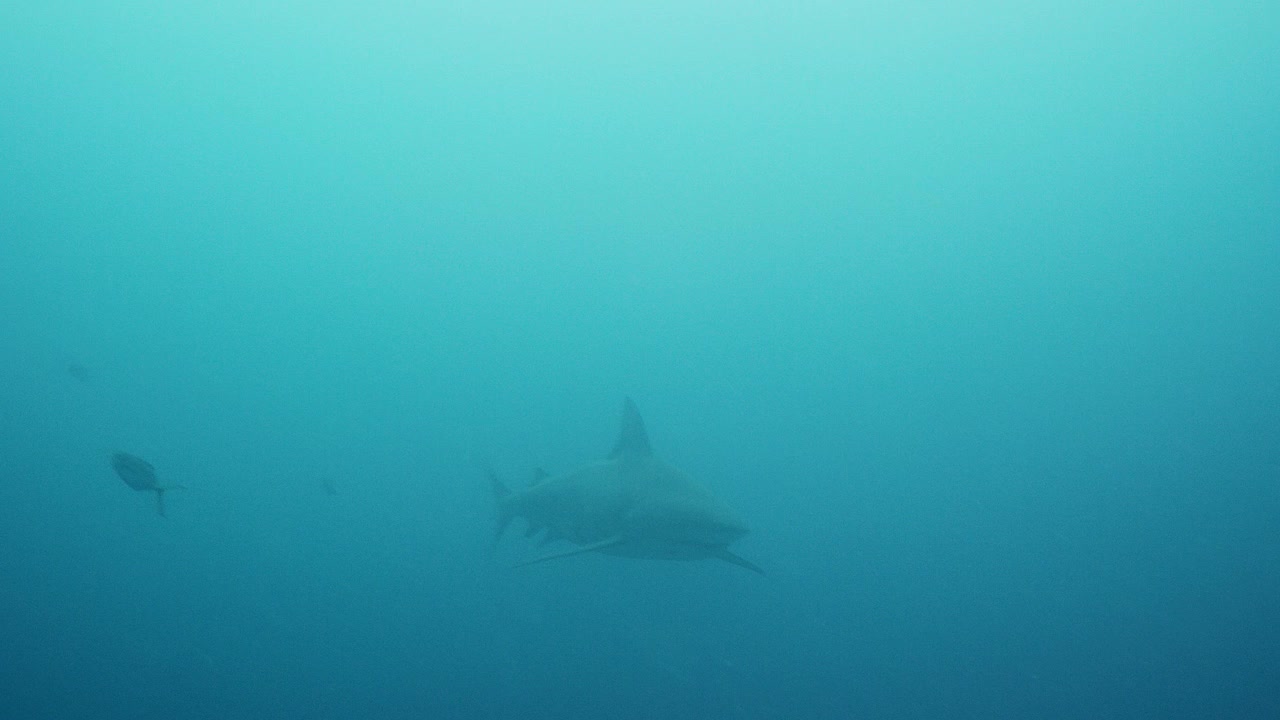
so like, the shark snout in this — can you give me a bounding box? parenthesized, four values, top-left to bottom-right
(708, 512, 750, 544)
(690, 518, 748, 547)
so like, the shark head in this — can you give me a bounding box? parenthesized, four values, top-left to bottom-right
(492, 398, 762, 574)
(624, 491, 750, 547)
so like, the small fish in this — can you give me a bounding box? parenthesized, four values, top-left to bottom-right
(67, 363, 91, 383)
(111, 452, 184, 517)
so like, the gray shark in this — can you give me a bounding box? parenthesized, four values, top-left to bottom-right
(111, 452, 184, 517)
(492, 398, 762, 574)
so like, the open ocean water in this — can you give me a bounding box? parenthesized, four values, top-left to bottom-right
(1, 1, 1277, 718)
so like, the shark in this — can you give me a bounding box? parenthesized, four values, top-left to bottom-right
(111, 452, 184, 517)
(491, 398, 762, 574)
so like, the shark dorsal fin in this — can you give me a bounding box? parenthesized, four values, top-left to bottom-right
(608, 397, 652, 459)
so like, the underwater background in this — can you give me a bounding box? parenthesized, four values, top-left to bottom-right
(1, 1, 1277, 718)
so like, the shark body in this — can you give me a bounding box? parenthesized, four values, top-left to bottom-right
(492, 398, 762, 574)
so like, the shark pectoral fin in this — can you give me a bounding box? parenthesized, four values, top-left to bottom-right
(513, 537, 625, 569)
(714, 549, 764, 575)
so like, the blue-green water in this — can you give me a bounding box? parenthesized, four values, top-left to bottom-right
(2, 2, 1277, 718)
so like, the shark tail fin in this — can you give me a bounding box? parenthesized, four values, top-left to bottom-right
(490, 471, 516, 541)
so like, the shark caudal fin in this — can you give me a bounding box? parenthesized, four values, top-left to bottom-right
(490, 471, 516, 541)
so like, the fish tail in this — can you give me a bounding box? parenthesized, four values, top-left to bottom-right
(154, 488, 167, 518)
